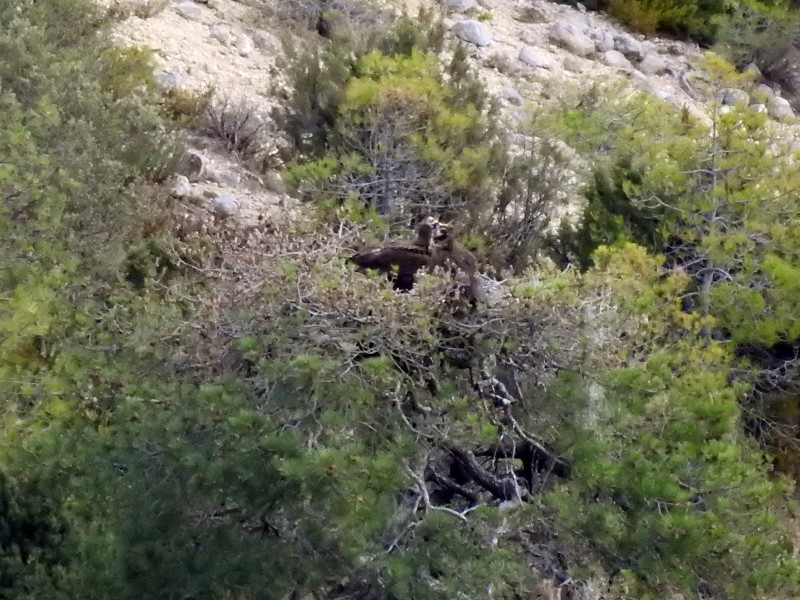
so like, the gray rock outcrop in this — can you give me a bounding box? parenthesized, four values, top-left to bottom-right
(235, 33, 254, 56)
(174, 1, 202, 21)
(264, 171, 286, 194)
(614, 33, 645, 62)
(210, 24, 231, 44)
(591, 30, 615, 52)
(441, 0, 477, 12)
(549, 22, 595, 57)
(452, 20, 493, 47)
(752, 84, 775, 103)
(171, 175, 191, 198)
(253, 31, 280, 50)
(182, 150, 207, 182)
(638, 53, 669, 75)
(155, 70, 183, 89)
(208, 169, 241, 187)
(209, 195, 239, 218)
(601, 50, 632, 71)
(501, 87, 524, 106)
(767, 96, 795, 120)
(716, 88, 750, 106)
(519, 46, 555, 69)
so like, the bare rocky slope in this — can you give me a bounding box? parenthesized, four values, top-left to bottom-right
(100, 0, 799, 230)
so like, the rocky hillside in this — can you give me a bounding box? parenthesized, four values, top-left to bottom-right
(102, 0, 798, 235)
(7, 2, 800, 598)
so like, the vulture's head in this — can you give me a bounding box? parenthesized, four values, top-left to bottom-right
(433, 221, 453, 247)
(414, 216, 441, 246)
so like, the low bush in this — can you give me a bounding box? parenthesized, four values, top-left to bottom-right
(715, 1, 800, 92)
(161, 85, 214, 125)
(607, 0, 696, 35)
(202, 97, 273, 160)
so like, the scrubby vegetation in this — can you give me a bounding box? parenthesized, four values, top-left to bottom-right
(4, 1, 800, 600)
(577, 0, 800, 108)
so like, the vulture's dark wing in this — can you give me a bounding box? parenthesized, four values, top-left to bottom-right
(350, 244, 432, 291)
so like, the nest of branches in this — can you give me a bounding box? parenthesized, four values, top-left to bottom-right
(157, 217, 643, 513)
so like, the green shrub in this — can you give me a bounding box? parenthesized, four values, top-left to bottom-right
(161, 86, 214, 125)
(550, 159, 664, 270)
(548, 346, 800, 598)
(202, 97, 272, 159)
(0, 471, 69, 595)
(715, 0, 800, 87)
(0, 0, 180, 411)
(608, 0, 696, 35)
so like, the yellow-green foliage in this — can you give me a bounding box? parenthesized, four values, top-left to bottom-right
(608, 0, 695, 34)
(714, 0, 800, 84)
(161, 85, 214, 124)
(343, 49, 492, 197)
(98, 47, 156, 99)
(5, 2, 800, 600)
(544, 81, 800, 346)
(277, 19, 504, 233)
(698, 52, 755, 89)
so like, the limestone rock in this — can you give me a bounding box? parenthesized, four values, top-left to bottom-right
(132, 0, 169, 17)
(171, 175, 191, 198)
(208, 169, 241, 187)
(501, 87, 524, 106)
(614, 33, 644, 62)
(562, 55, 585, 73)
(181, 150, 207, 182)
(548, 22, 595, 57)
(441, 0, 476, 12)
(744, 62, 763, 80)
(517, 5, 547, 23)
(155, 70, 183, 89)
(482, 51, 514, 74)
(210, 24, 231, 44)
(752, 84, 775, 103)
(767, 96, 795, 120)
(253, 30, 279, 50)
(264, 171, 287, 194)
(601, 50, 632, 71)
(716, 88, 749, 106)
(519, 46, 554, 69)
(638, 53, 669, 75)
(591, 30, 615, 52)
(174, 1, 202, 21)
(629, 69, 653, 91)
(452, 20, 492, 47)
(209, 195, 239, 218)
(520, 29, 539, 46)
(235, 33, 254, 56)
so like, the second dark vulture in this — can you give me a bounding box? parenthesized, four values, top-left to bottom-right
(431, 223, 486, 302)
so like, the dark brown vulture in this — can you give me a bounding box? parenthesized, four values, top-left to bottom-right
(431, 223, 486, 302)
(315, 13, 332, 38)
(349, 217, 438, 291)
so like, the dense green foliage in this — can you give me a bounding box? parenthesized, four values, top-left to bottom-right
(3, 1, 800, 600)
(576, 0, 796, 47)
(277, 19, 505, 232)
(546, 67, 800, 345)
(540, 65, 800, 594)
(277, 15, 573, 271)
(575, 0, 800, 106)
